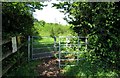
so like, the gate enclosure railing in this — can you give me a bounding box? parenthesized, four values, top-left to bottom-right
(58, 36, 88, 68)
(28, 36, 88, 68)
(28, 36, 57, 60)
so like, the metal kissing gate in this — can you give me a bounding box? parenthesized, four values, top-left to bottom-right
(28, 36, 88, 68)
(58, 36, 88, 68)
(28, 36, 57, 60)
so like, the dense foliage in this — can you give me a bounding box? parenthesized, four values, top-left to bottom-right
(2, 2, 45, 76)
(53, 2, 120, 75)
(2, 2, 44, 38)
(2, 2, 120, 77)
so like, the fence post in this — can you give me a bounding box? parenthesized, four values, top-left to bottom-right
(77, 36, 80, 65)
(58, 37, 61, 69)
(85, 36, 88, 53)
(28, 36, 30, 62)
(0, 24, 1, 77)
(54, 36, 57, 52)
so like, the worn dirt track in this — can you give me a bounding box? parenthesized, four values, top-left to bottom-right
(36, 57, 62, 77)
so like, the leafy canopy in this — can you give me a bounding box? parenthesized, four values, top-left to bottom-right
(53, 2, 120, 73)
(2, 2, 45, 38)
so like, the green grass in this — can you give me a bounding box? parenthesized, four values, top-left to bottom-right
(38, 38, 54, 44)
(5, 60, 41, 77)
(32, 37, 54, 49)
(33, 22, 76, 37)
(61, 59, 118, 77)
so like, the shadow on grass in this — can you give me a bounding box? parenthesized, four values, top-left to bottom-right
(62, 58, 119, 77)
(3, 60, 41, 77)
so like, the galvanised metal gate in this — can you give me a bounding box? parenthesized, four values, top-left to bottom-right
(28, 36, 57, 60)
(28, 36, 88, 68)
(58, 36, 88, 68)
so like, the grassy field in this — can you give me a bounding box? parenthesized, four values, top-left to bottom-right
(33, 22, 76, 37)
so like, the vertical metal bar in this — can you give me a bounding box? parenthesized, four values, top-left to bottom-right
(77, 36, 80, 65)
(54, 36, 57, 52)
(32, 36, 33, 60)
(0, 3, 2, 77)
(58, 36, 61, 69)
(28, 36, 30, 61)
(85, 37, 87, 52)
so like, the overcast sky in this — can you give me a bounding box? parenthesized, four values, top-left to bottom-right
(33, 0, 68, 25)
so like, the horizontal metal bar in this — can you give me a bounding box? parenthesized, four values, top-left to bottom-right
(59, 58, 86, 61)
(60, 59, 79, 61)
(60, 65, 76, 66)
(57, 51, 85, 53)
(32, 36, 54, 38)
(32, 36, 88, 38)
(32, 52, 54, 56)
(32, 42, 54, 44)
(32, 55, 53, 60)
(59, 36, 78, 38)
(33, 47, 54, 49)
(60, 52, 79, 53)
(59, 36, 88, 38)
(60, 44, 79, 45)
(60, 43, 87, 45)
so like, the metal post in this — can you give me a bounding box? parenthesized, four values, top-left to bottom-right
(31, 36, 33, 60)
(0, 3, 2, 77)
(58, 37, 61, 69)
(66, 37, 68, 49)
(77, 36, 80, 65)
(54, 36, 57, 52)
(85, 37, 87, 52)
(28, 36, 30, 61)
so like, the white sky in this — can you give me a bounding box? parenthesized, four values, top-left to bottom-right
(33, 0, 68, 25)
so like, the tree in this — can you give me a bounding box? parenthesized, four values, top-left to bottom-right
(2, 2, 45, 38)
(53, 2, 120, 73)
